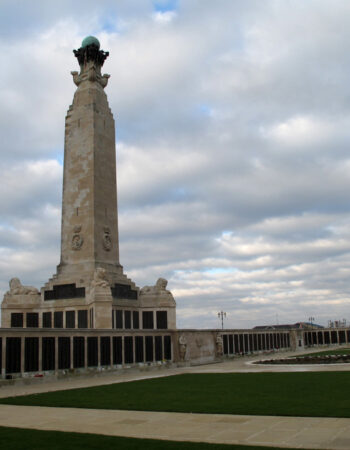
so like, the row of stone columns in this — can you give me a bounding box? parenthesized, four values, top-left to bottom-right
(304, 329, 350, 347)
(222, 332, 290, 355)
(0, 334, 172, 376)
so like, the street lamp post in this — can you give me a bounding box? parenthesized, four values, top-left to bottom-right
(218, 311, 227, 330)
(308, 317, 315, 327)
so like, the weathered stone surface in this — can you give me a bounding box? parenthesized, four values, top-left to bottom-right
(173, 331, 219, 364)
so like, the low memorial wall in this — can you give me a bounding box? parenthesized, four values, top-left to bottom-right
(0, 327, 349, 378)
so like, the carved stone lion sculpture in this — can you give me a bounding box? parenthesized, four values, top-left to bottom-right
(91, 268, 109, 288)
(7, 278, 39, 295)
(140, 277, 169, 295)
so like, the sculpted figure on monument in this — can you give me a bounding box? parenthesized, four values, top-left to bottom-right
(178, 334, 187, 361)
(216, 335, 223, 356)
(102, 227, 112, 251)
(71, 225, 84, 250)
(91, 268, 110, 288)
(140, 278, 170, 295)
(7, 278, 39, 295)
(72, 38, 110, 88)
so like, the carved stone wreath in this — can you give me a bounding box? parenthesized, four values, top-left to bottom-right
(72, 225, 84, 250)
(102, 226, 112, 251)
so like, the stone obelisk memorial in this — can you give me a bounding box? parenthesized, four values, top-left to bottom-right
(2, 37, 176, 330)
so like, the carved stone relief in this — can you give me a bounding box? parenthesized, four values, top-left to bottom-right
(72, 225, 84, 250)
(179, 334, 187, 361)
(102, 226, 112, 251)
(216, 335, 223, 356)
(91, 267, 110, 288)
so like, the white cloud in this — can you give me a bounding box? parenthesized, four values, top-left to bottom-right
(152, 11, 177, 25)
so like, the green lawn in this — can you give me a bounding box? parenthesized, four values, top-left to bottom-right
(0, 427, 299, 450)
(2, 372, 350, 418)
(299, 347, 350, 357)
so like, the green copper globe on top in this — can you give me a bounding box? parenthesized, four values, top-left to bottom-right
(81, 36, 100, 49)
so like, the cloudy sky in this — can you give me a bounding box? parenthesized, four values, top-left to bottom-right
(2, 0, 350, 329)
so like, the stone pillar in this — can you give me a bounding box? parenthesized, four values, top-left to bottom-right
(59, 42, 120, 276)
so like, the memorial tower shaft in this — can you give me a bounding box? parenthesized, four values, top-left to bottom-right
(58, 42, 121, 276)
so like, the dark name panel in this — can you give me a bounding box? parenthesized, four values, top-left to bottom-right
(155, 336, 162, 361)
(26, 313, 39, 328)
(58, 337, 70, 369)
(143, 311, 154, 330)
(124, 336, 133, 364)
(43, 312, 52, 328)
(135, 336, 144, 363)
(229, 335, 234, 353)
(111, 283, 138, 300)
(11, 313, 23, 328)
(115, 310, 123, 329)
(25, 337, 39, 372)
(42, 337, 55, 371)
(100, 337, 111, 366)
(156, 311, 167, 329)
(54, 311, 63, 328)
(133, 311, 139, 329)
(164, 335, 172, 360)
(145, 336, 153, 362)
(87, 337, 98, 367)
(113, 336, 122, 364)
(73, 337, 85, 368)
(223, 335, 228, 354)
(78, 310, 88, 328)
(124, 310, 131, 329)
(6, 337, 21, 374)
(44, 283, 85, 300)
(66, 311, 75, 328)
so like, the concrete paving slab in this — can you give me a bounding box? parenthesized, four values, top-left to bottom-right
(1, 404, 350, 449)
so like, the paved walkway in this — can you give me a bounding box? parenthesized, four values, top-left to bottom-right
(1, 348, 350, 449)
(1, 404, 350, 449)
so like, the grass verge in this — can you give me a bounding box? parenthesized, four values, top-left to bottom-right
(299, 348, 350, 357)
(0, 426, 299, 450)
(1, 372, 350, 417)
